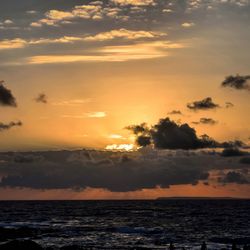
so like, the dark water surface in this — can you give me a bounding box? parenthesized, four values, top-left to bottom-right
(0, 200, 249, 249)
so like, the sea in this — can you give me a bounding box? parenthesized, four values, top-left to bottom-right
(0, 199, 249, 249)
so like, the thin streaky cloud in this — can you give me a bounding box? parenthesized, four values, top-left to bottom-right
(26, 41, 186, 64)
(62, 112, 106, 118)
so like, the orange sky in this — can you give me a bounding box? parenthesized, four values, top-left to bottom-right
(0, 0, 249, 199)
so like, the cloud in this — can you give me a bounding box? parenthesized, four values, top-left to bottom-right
(83, 29, 166, 41)
(181, 22, 195, 28)
(0, 149, 214, 191)
(108, 134, 125, 139)
(4, 19, 14, 25)
(30, 2, 128, 27)
(222, 74, 250, 91)
(0, 29, 165, 51)
(52, 99, 91, 106)
(26, 40, 185, 64)
(0, 146, 249, 192)
(221, 148, 247, 157)
(167, 110, 183, 115)
(0, 81, 17, 107)
(0, 36, 86, 50)
(151, 118, 215, 149)
(110, 0, 156, 6)
(218, 171, 249, 184)
(35, 93, 48, 104)
(127, 117, 218, 149)
(0, 121, 22, 132)
(127, 117, 246, 150)
(26, 10, 38, 14)
(0, 38, 27, 50)
(86, 111, 106, 118)
(187, 97, 220, 111)
(62, 112, 106, 118)
(225, 102, 234, 108)
(192, 118, 218, 125)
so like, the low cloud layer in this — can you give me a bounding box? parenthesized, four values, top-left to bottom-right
(187, 97, 220, 111)
(0, 81, 17, 107)
(218, 171, 249, 184)
(0, 148, 248, 191)
(222, 74, 250, 91)
(0, 121, 22, 132)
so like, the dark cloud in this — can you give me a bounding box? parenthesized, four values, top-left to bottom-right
(152, 118, 206, 149)
(167, 110, 183, 115)
(13, 154, 44, 163)
(187, 97, 220, 111)
(35, 93, 47, 104)
(126, 123, 151, 147)
(221, 148, 247, 157)
(127, 117, 218, 149)
(0, 148, 249, 191)
(0, 150, 211, 191)
(126, 117, 249, 150)
(225, 102, 234, 108)
(218, 171, 249, 184)
(126, 123, 149, 135)
(221, 140, 246, 149)
(222, 74, 250, 91)
(0, 81, 17, 107)
(136, 136, 151, 147)
(0, 121, 22, 132)
(192, 118, 218, 125)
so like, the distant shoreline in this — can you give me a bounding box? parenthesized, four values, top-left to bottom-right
(156, 197, 249, 200)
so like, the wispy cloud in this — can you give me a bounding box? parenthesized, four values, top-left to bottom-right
(0, 121, 22, 132)
(26, 40, 186, 64)
(0, 39, 27, 50)
(111, 0, 156, 6)
(62, 112, 106, 119)
(108, 134, 125, 139)
(52, 99, 91, 106)
(0, 29, 166, 50)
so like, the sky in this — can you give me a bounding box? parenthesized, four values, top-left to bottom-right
(0, 0, 250, 199)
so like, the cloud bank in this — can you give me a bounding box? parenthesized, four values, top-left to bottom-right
(0, 148, 249, 191)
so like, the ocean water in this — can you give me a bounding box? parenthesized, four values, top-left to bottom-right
(0, 200, 249, 249)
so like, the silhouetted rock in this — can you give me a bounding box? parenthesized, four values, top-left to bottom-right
(169, 242, 175, 250)
(201, 241, 207, 250)
(0, 240, 43, 250)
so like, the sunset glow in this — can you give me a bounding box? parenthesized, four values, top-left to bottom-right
(0, 0, 249, 200)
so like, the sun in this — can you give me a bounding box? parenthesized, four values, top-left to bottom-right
(105, 144, 135, 151)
